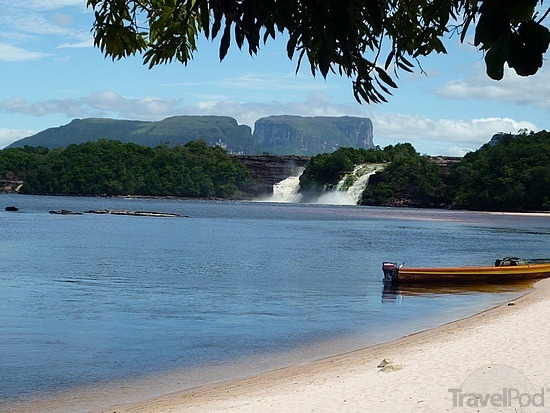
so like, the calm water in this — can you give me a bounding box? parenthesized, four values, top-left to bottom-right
(1, 194, 549, 404)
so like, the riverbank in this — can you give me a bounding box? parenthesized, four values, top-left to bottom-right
(108, 278, 550, 413)
(1, 198, 548, 413)
(89, 278, 545, 413)
(5, 278, 546, 413)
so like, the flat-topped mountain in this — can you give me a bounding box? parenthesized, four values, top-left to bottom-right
(253, 115, 374, 155)
(8, 115, 374, 156)
(8, 116, 256, 154)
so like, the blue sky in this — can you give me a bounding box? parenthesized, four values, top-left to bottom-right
(0, 1, 548, 156)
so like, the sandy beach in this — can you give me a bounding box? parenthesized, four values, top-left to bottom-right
(5, 278, 550, 413)
(100, 278, 550, 413)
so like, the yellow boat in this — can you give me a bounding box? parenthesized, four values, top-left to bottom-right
(382, 257, 550, 284)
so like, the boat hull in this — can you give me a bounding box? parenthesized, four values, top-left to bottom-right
(394, 263, 550, 283)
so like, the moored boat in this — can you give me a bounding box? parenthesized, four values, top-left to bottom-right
(382, 257, 550, 284)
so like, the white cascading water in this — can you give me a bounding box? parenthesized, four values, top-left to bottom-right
(260, 167, 304, 203)
(261, 163, 385, 205)
(316, 163, 386, 205)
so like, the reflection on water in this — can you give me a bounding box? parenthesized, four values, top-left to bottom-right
(381, 279, 535, 302)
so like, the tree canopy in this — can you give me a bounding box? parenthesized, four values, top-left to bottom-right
(0, 140, 251, 198)
(300, 143, 445, 207)
(2, 133, 549, 211)
(298, 132, 550, 211)
(447, 130, 550, 211)
(87, 0, 549, 103)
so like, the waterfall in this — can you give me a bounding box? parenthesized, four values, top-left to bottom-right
(258, 163, 384, 205)
(260, 167, 304, 203)
(316, 163, 385, 205)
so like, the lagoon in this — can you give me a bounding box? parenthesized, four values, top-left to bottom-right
(1, 194, 548, 408)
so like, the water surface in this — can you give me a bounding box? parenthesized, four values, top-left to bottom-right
(1, 195, 548, 405)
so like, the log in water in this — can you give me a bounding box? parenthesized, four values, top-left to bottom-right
(84, 209, 184, 218)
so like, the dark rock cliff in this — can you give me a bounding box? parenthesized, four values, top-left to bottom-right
(253, 115, 374, 155)
(0, 180, 23, 193)
(236, 155, 310, 196)
(237, 155, 462, 202)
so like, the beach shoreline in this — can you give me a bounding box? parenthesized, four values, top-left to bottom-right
(106, 278, 550, 413)
(6, 278, 549, 413)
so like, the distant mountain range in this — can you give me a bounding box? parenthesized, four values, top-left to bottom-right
(8, 115, 374, 156)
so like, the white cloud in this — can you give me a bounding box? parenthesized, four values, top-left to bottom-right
(0, 97, 87, 117)
(434, 66, 550, 111)
(1, 10, 78, 37)
(0, 128, 36, 149)
(12, 0, 86, 11)
(83, 92, 182, 119)
(371, 113, 538, 156)
(0, 92, 541, 156)
(0, 93, 183, 121)
(0, 43, 50, 61)
(0, 1, 92, 58)
(215, 73, 323, 93)
(163, 72, 344, 103)
(187, 92, 365, 127)
(58, 38, 94, 49)
(0, 92, 361, 126)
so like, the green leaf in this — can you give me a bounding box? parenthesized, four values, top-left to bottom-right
(375, 77, 392, 96)
(211, 12, 222, 39)
(219, 21, 231, 61)
(375, 67, 398, 88)
(396, 61, 414, 73)
(235, 25, 245, 49)
(485, 47, 506, 80)
(200, 2, 211, 38)
(460, 14, 475, 43)
(287, 33, 298, 60)
(318, 49, 331, 78)
(399, 55, 415, 69)
(384, 50, 395, 70)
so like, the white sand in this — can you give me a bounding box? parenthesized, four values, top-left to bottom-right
(101, 278, 550, 413)
(5, 279, 550, 413)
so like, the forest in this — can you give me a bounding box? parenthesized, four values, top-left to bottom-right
(301, 131, 550, 211)
(300, 143, 445, 207)
(0, 139, 251, 198)
(447, 131, 550, 211)
(1, 130, 549, 212)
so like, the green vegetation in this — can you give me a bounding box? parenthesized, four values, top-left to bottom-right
(88, 0, 548, 104)
(0, 139, 251, 198)
(2, 131, 549, 212)
(8, 116, 256, 155)
(300, 146, 387, 194)
(301, 133, 550, 211)
(447, 130, 550, 211)
(301, 144, 443, 207)
(361, 144, 443, 207)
